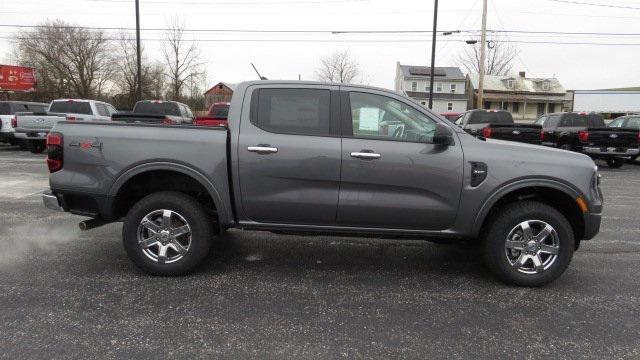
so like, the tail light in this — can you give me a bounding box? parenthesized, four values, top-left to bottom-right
(46, 132, 63, 173)
(66, 115, 76, 121)
(540, 130, 545, 142)
(637, 131, 640, 144)
(11, 116, 17, 128)
(482, 126, 492, 138)
(578, 130, 589, 142)
(163, 117, 172, 125)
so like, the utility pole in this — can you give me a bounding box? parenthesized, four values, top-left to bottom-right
(477, 0, 488, 109)
(135, 0, 143, 101)
(427, 0, 438, 109)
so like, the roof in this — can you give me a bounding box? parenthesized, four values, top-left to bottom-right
(468, 74, 565, 94)
(204, 82, 237, 95)
(398, 64, 466, 80)
(597, 86, 640, 91)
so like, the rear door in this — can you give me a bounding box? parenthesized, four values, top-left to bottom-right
(237, 84, 342, 225)
(337, 87, 463, 230)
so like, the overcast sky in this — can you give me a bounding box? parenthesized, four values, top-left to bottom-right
(2, 0, 640, 91)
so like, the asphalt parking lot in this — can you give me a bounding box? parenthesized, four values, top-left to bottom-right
(0, 143, 639, 359)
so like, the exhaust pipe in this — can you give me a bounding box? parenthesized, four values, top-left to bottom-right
(79, 218, 110, 231)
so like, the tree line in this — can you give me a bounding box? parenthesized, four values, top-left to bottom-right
(9, 19, 205, 111)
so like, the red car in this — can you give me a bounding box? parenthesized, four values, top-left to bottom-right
(194, 102, 230, 127)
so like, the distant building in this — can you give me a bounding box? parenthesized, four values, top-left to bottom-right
(204, 82, 236, 109)
(571, 87, 640, 115)
(466, 72, 566, 121)
(394, 62, 467, 113)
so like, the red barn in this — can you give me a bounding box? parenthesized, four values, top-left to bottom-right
(204, 82, 236, 109)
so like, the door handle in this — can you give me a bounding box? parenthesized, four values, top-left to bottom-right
(350, 151, 381, 159)
(248, 145, 278, 154)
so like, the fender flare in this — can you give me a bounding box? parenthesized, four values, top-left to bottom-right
(108, 162, 231, 224)
(471, 178, 582, 236)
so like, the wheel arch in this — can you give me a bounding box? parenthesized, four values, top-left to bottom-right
(108, 162, 231, 226)
(473, 179, 585, 242)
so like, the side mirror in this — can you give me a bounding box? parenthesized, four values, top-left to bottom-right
(433, 123, 453, 145)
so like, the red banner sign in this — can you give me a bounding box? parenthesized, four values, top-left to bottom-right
(0, 65, 37, 92)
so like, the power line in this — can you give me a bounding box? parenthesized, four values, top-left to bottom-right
(4, 36, 640, 45)
(545, 0, 640, 10)
(4, 24, 640, 37)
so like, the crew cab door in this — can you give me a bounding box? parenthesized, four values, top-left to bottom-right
(237, 84, 342, 225)
(337, 88, 463, 230)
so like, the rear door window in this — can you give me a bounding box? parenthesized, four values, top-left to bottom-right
(50, 101, 93, 115)
(254, 88, 331, 136)
(608, 118, 625, 128)
(0, 103, 10, 115)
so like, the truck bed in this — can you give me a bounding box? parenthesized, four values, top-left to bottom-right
(48, 121, 233, 222)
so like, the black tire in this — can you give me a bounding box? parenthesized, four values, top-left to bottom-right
(122, 191, 213, 275)
(606, 157, 624, 168)
(482, 201, 575, 287)
(630, 155, 638, 162)
(27, 140, 45, 154)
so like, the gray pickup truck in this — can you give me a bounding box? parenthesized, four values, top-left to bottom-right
(42, 81, 602, 286)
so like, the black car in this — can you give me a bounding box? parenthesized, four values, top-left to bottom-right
(608, 115, 640, 161)
(539, 112, 639, 168)
(455, 109, 542, 144)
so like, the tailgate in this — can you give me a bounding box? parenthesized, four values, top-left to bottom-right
(584, 128, 639, 148)
(15, 113, 66, 133)
(490, 124, 542, 144)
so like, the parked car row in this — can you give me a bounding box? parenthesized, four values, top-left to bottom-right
(447, 110, 640, 168)
(0, 99, 229, 154)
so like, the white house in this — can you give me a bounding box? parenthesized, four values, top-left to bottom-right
(394, 62, 467, 113)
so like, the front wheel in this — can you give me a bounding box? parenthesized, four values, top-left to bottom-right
(606, 157, 624, 168)
(482, 201, 575, 287)
(122, 191, 213, 275)
(27, 140, 45, 154)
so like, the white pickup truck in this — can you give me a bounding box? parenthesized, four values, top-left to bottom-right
(14, 99, 117, 153)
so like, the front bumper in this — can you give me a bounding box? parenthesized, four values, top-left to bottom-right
(42, 192, 64, 211)
(582, 146, 639, 156)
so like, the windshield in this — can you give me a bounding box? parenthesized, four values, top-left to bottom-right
(468, 111, 513, 125)
(50, 101, 92, 115)
(134, 102, 181, 116)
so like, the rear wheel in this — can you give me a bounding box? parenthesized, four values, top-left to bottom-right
(122, 191, 213, 275)
(482, 201, 574, 287)
(606, 157, 624, 168)
(26, 140, 45, 154)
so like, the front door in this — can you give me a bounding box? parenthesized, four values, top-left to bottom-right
(337, 89, 464, 230)
(238, 85, 342, 225)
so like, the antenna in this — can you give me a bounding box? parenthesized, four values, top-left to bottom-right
(251, 63, 268, 80)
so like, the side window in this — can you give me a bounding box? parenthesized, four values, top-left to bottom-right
(95, 103, 109, 117)
(454, 114, 464, 126)
(608, 118, 625, 128)
(626, 117, 640, 129)
(545, 115, 560, 129)
(254, 88, 331, 136)
(348, 92, 437, 143)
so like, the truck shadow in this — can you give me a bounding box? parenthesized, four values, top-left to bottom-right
(199, 229, 494, 283)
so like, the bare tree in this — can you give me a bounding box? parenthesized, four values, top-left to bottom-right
(15, 20, 115, 99)
(456, 35, 518, 76)
(162, 18, 204, 101)
(315, 50, 361, 83)
(112, 34, 167, 108)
